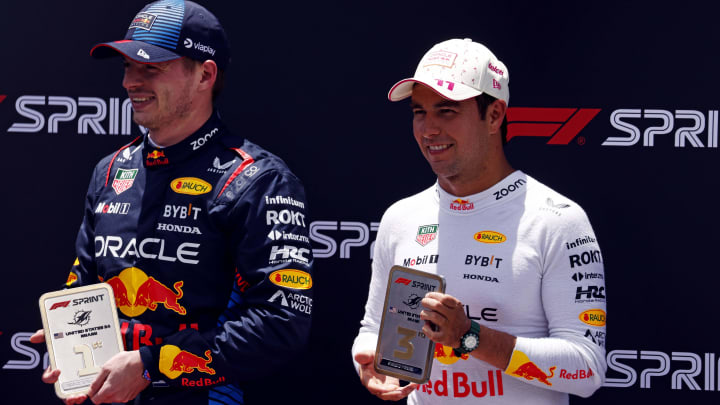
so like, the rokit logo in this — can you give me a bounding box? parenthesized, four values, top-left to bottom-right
(266, 210, 306, 228)
(569, 250, 602, 268)
(5, 95, 143, 135)
(506, 107, 601, 145)
(605, 350, 720, 391)
(310, 220, 379, 259)
(603, 109, 719, 148)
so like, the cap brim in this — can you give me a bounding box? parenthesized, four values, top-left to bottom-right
(90, 40, 181, 64)
(388, 78, 483, 102)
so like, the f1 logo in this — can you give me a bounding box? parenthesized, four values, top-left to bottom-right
(507, 108, 601, 144)
(395, 277, 412, 285)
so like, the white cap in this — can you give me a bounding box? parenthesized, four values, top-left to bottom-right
(388, 38, 509, 104)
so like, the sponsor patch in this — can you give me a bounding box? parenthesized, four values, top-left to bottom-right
(95, 202, 130, 215)
(506, 350, 556, 386)
(171, 177, 212, 195)
(112, 168, 138, 195)
(416, 224, 438, 246)
(269, 269, 312, 290)
(579, 309, 606, 327)
(473, 231, 506, 244)
(129, 12, 156, 30)
(267, 289, 312, 314)
(423, 50, 457, 68)
(146, 149, 169, 166)
(449, 199, 474, 212)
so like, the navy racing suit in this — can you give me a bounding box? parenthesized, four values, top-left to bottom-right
(66, 111, 313, 404)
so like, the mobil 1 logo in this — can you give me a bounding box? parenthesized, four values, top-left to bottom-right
(374, 266, 445, 384)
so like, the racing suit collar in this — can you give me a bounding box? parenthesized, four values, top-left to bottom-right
(435, 170, 528, 214)
(142, 111, 224, 168)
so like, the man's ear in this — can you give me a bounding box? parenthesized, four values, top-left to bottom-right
(198, 60, 218, 93)
(487, 99, 507, 134)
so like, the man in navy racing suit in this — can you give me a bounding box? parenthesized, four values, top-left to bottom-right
(30, 1, 314, 404)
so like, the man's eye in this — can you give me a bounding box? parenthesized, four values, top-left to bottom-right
(413, 110, 426, 116)
(440, 108, 455, 114)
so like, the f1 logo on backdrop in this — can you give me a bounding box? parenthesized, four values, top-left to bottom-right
(506, 107, 601, 145)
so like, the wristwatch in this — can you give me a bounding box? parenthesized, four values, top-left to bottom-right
(453, 320, 481, 357)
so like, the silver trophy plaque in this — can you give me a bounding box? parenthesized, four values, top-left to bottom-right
(374, 266, 445, 383)
(39, 283, 124, 398)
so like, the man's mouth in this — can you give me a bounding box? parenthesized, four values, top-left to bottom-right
(428, 144, 452, 152)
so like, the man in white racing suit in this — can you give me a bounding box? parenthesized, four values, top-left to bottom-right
(352, 38, 606, 404)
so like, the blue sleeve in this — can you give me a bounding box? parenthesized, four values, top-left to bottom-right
(141, 168, 313, 386)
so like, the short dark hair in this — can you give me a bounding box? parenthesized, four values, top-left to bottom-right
(475, 94, 508, 145)
(181, 58, 225, 102)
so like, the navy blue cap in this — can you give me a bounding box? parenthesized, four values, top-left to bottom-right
(91, 0, 230, 69)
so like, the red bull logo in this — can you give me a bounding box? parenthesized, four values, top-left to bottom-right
(147, 150, 165, 159)
(146, 150, 169, 166)
(434, 343, 469, 365)
(449, 199, 475, 212)
(419, 369, 504, 398)
(105, 267, 186, 317)
(66, 271, 78, 287)
(159, 345, 215, 380)
(171, 177, 212, 195)
(506, 350, 556, 386)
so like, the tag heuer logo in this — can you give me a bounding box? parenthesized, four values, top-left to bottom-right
(112, 169, 138, 195)
(415, 224, 438, 246)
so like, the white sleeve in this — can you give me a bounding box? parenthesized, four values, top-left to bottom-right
(351, 210, 395, 374)
(505, 206, 607, 398)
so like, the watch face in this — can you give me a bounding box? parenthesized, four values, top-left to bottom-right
(463, 334, 479, 350)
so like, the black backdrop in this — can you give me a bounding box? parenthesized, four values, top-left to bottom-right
(2, 1, 719, 403)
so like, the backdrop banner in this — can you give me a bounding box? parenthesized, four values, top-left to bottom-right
(1, 1, 718, 403)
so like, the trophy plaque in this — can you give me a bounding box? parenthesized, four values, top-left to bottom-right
(374, 266, 445, 383)
(39, 283, 124, 398)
